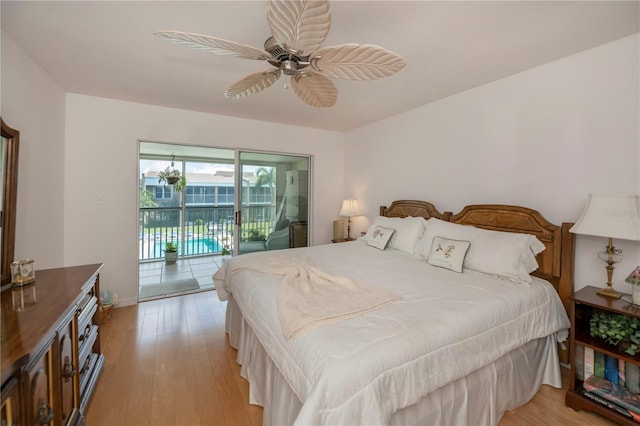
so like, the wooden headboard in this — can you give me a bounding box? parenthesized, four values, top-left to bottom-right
(380, 200, 575, 314)
(380, 200, 448, 221)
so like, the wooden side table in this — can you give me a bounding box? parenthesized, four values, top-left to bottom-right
(566, 285, 640, 425)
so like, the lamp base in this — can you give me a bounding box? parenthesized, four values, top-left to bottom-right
(597, 285, 623, 299)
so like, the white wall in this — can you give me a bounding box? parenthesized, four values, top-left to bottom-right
(344, 34, 640, 293)
(64, 95, 344, 305)
(4, 27, 639, 303)
(1, 31, 66, 268)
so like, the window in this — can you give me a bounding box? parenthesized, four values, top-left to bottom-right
(217, 186, 234, 205)
(185, 186, 215, 205)
(248, 187, 273, 205)
(151, 185, 172, 200)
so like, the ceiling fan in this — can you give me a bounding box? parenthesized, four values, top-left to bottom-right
(155, 0, 406, 108)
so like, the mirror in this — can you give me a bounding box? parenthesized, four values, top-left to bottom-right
(1, 118, 19, 288)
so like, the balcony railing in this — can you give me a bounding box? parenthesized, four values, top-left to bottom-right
(139, 205, 276, 261)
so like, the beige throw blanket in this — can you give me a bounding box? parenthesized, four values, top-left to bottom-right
(213, 254, 399, 339)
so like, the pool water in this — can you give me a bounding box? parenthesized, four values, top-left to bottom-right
(147, 238, 221, 259)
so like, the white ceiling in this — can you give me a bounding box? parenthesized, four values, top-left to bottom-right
(2, 1, 638, 132)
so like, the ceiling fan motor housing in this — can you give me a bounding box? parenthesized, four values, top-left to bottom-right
(264, 36, 310, 75)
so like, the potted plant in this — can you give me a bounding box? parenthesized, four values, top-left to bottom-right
(590, 311, 640, 356)
(163, 241, 178, 264)
(157, 161, 186, 191)
(220, 236, 231, 258)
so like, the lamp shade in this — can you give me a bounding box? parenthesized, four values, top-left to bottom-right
(626, 266, 640, 286)
(570, 194, 640, 241)
(339, 199, 362, 217)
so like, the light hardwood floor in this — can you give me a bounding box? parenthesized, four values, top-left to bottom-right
(85, 291, 615, 426)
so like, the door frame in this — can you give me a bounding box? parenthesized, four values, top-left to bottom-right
(234, 150, 312, 256)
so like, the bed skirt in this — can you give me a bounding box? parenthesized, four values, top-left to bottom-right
(226, 297, 563, 426)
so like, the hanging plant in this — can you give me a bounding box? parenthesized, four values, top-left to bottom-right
(157, 157, 187, 191)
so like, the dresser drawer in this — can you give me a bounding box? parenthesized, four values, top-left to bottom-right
(77, 297, 98, 354)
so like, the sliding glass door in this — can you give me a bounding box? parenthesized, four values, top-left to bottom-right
(236, 151, 310, 255)
(139, 142, 311, 262)
(139, 143, 236, 261)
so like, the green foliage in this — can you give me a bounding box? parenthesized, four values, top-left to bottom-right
(246, 229, 266, 242)
(157, 165, 187, 191)
(221, 237, 231, 256)
(164, 242, 178, 252)
(590, 312, 640, 356)
(255, 167, 275, 187)
(139, 190, 158, 208)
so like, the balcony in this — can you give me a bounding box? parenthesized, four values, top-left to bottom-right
(139, 205, 276, 261)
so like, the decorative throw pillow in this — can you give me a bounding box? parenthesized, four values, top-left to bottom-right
(427, 236, 471, 273)
(366, 226, 396, 250)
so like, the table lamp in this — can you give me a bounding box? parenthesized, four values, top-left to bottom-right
(570, 194, 640, 299)
(339, 198, 362, 241)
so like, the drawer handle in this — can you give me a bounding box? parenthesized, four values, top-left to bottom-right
(62, 356, 76, 381)
(37, 397, 54, 424)
(81, 355, 91, 375)
(79, 323, 91, 343)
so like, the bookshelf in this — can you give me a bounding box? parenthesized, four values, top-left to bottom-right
(566, 285, 640, 425)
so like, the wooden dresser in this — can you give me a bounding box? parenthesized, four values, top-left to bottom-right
(1, 264, 104, 426)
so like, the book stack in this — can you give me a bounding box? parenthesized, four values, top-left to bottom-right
(577, 344, 640, 421)
(577, 346, 640, 390)
(583, 375, 640, 422)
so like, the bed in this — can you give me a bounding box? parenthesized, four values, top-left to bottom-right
(214, 200, 575, 425)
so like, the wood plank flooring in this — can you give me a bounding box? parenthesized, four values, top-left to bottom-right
(85, 291, 615, 426)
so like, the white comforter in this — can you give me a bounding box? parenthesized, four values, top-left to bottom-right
(216, 241, 570, 426)
(214, 253, 399, 338)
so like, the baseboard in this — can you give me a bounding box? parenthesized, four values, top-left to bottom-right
(116, 296, 138, 307)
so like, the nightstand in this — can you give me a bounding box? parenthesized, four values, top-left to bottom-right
(566, 285, 640, 425)
(332, 239, 347, 243)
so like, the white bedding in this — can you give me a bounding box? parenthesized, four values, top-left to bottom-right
(214, 252, 399, 338)
(215, 241, 570, 425)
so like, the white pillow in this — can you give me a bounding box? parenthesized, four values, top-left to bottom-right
(363, 216, 426, 254)
(466, 232, 540, 284)
(416, 218, 476, 259)
(427, 237, 470, 273)
(366, 226, 395, 250)
(417, 218, 545, 284)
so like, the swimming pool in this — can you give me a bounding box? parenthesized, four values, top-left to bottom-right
(143, 237, 221, 259)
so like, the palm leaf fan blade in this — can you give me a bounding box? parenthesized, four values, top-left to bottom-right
(225, 70, 282, 99)
(154, 31, 270, 60)
(291, 72, 337, 108)
(312, 44, 406, 80)
(267, 0, 331, 54)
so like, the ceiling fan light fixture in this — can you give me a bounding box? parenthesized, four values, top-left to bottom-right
(280, 60, 299, 75)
